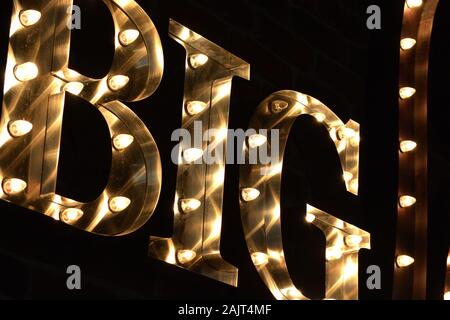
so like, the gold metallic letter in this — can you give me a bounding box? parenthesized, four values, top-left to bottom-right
(148, 20, 250, 286)
(240, 91, 370, 300)
(0, 0, 163, 235)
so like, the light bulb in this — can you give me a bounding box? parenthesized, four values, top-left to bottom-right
(14, 62, 38, 81)
(337, 127, 356, 140)
(19, 10, 41, 26)
(270, 100, 289, 113)
(326, 246, 342, 261)
(189, 54, 209, 69)
(108, 75, 129, 91)
(400, 140, 417, 153)
(399, 87, 416, 99)
(180, 198, 201, 213)
(444, 292, 450, 301)
(8, 120, 33, 137)
(118, 29, 140, 46)
(399, 195, 416, 208)
(251, 252, 269, 266)
(396, 255, 414, 267)
(2, 178, 27, 195)
(343, 171, 353, 182)
(113, 134, 134, 150)
(185, 101, 208, 116)
(400, 38, 416, 50)
(312, 112, 326, 122)
(248, 134, 267, 148)
(109, 196, 131, 213)
(61, 208, 83, 224)
(177, 249, 196, 264)
(183, 148, 204, 163)
(241, 188, 260, 202)
(345, 235, 363, 247)
(305, 212, 316, 223)
(63, 82, 84, 95)
(406, 0, 423, 8)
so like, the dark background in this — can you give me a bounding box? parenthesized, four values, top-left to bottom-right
(0, 0, 448, 300)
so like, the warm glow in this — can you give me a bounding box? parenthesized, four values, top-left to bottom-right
(343, 171, 353, 182)
(312, 112, 326, 122)
(108, 75, 130, 91)
(119, 29, 140, 46)
(14, 62, 38, 81)
(63, 82, 84, 95)
(270, 100, 289, 113)
(345, 235, 363, 247)
(180, 198, 201, 213)
(251, 252, 269, 266)
(113, 134, 134, 150)
(61, 208, 83, 224)
(19, 10, 41, 27)
(8, 120, 33, 137)
(248, 134, 267, 148)
(406, 0, 423, 8)
(444, 292, 450, 300)
(396, 255, 414, 267)
(189, 54, 209, 69)
(2, 178, 27, 195)
(281, 288, 303, 299)
(399, 195, 416, 208)
(183, 148, 204, 163)
(337, 127, 356, 140)
(400, 140, 417, 153)
(350, 179, 359, 191)
(185, 101, 208, 116)
(399, 87, 416, 99)
(241, 188, 260, 202)
(326, 246, 343, 261)
(305, 212, 316, 223)
(109, 196, 131, 213)
(177, 250, 196, 264)
(400, 38, 416, 50)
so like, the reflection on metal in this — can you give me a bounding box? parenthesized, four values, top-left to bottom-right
(148, 20, 250, 286)
(239, 91, 369, 300)
(0, 0, 163, 235)
(394, 0, 439, 299)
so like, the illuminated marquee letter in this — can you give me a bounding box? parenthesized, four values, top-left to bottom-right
(0, 0, 163, 235)
(148, 20, 250, 286)
(239, 91, 370, 300)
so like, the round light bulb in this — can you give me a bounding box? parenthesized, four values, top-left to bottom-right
(8, 120, 33, 137)
(19, 10, 41, 27)
(185, 101, 208, 116)
(326, 246, 343, 261)
(118, 29, 140, 46)
(396, 255, 414, 267)
(400, 140, 417, 153)
(63, 82, 84, 95)
(251, 252, 269, 266)
(399, 87, 416, 99)
(189, 54, 209, 69)
(400, 38, 416, 50)
(305, 212, 316, 223)
(177, 249, 196, 264)
(2, 178, 27, 195)
(270, 100, 289, 113)
(183, 148, 204, 163)
(109, 196, 131, 213)
(108, 75, 129, 91)
(248, 134, 267, 148)
(337, 127, 356, 140)
(345, 235, 363, 247)
(241, 188, 260, 202)
(113, 134, 134, 150)
(14, 62, 38, 82)
(61, 208, 83, 224)
(406, 0, 423, 8)
(180, 198, 201, 213)
(399, 195, 416, 208)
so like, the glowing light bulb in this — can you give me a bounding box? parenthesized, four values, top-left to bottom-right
(337, 127, 356, 140)
(399, 195, 416, 208)
(343, 171, 353, 182)
(444, 292, 450, 300)
(180, 198, 201, 213)
(241, 188, 260, 202)
(345, 235, 363, 247)
(400, 140, 417, 153)
(326, 246, 343, 261)
(270, 100, 289, 113)
(189, 54, 209, 69)
(251, 252, 269, 266)
(305, 212, 316, 223)
(19, 10, 41, 26)
(396, 255, 414, 267)
(399, 87, 416, 99)
(8, 120, 33, 137)
(248, 134, 267, 148)
(108, 75, 129, 91)
(400, 38, 416, 50)
(406, 0, 423, 8)
(177, 250, 196, 264)
(61, 208, 83, 224)
(2, 178, 27, 195)
(185, 101, 208, 116)
(113, 134, 134, 150)
(118, 29, 140, 46)
(183, 148, 204, 163)
(63, 82, 84, 95)
(14, 62, 38, 81)
(109, 196, 131, 213)
(312, 112, 326, 122)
